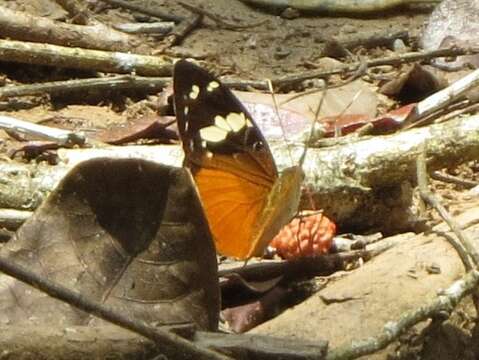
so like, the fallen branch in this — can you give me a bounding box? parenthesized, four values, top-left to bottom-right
(113, 21, 175, 34)
(0, 5, 139, 52)
(0, 114, 478, 231)
(0, 252, 230, 360)
(99, 0, 184, 23)
(0, 115, 86, 146)
(0, 325, 327, 360)
(0, 75, 170, 99)
(159, 13, 203, 50)
(177, 1, 268, 30)
(405, 68, 479, 127)
(0, 208, 32, 229)
(0, 39, 175, 76)
(237, 0, 440, 13)
(272, 47, 479, 89)
(325, 269, 479, 360)
(416, 147, 479, 269)
(219, 243, 394, 282)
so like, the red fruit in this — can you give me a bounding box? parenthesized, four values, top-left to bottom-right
(270, 211, 336, 260)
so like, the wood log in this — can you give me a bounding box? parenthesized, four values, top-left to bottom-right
(0, 39, 174, 76)
(0, 5, 140, 52)
(0, 114, 477, 231)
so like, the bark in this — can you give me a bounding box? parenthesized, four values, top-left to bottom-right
(0, 114, 477, 231)
(0, 39, 174, 76)
(0, 5, 140, 52)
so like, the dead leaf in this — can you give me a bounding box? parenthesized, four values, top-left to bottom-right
(0, 158, 219, 331)
(379, 64, 447, 103)
(94, 115, 178, 145)
(234, 80, 377, 141)
(321, 103, 416, 137)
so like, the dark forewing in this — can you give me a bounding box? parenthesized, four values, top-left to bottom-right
(173, 60, 277, 180)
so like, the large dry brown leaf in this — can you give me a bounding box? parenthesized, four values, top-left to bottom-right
(0, 158, 219, 331)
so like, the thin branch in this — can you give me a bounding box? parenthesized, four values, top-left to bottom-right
(0, 115, 86, 146)
(219, 244, 394, 282)
(177, 1, 268, 30)
(0, 75, 170, 100)
(158, 13, 203, 51)
(271, 47, 479, 88)
(0, 39, 174, 76)
(416, 146, 479, 268)
(236, 0, 440, 13)
(0, 5, 138, 52)
(0, 209, 32, 230)
(404, 68, 479, 128)
(98, 0, 184, 23)
(325, 269, 479, 360)
(113, 21, 175, 34)
(0, 253, 231, 360)
(431, 171, 479, 189)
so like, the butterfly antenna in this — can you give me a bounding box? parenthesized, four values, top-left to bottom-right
(266, 79, 294, 164)
(298, 80, 328, 168)
(332, 89, 364, 137)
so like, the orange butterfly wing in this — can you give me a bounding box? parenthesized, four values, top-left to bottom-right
(194, 157, 272, 258)
(173, 60, 301, 259)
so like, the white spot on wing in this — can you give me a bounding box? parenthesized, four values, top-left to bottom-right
(200, 125, 228, 142)
(226, 112, 246, 132)
(189, 85, 200, 99)
(214, 115, 231, 131)
(184, 106, 189, 115)
(207, 81, 220, 92)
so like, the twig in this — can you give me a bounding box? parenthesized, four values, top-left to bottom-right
(54, 0, 92, 25)
(0, 115, 86, 146)
(195, 331, 327, 359)
(177, 1, 268, 30)
(0, 324, 327, 359)
(271, 47, 479, 89)
(158, 14, 203, 51)
(416, 146, 479, 268)
(404, 68, 479, 128)
(325, 269, 479, 360)
(98, 0, 184, 23)
(0, 39, 175, 76)
(0, 5, 138, 52)
(237, 0, 440, 13)
(328, 31, 409, 53)
(0, 209, 32, 230)
(0, 253, 231, 360)
(0, 75, 170, 100)
(280, 59, 367, 103)
(431, 171, 479, 189)
(113, 21, 175, 34)
(219, 244, 393, 282)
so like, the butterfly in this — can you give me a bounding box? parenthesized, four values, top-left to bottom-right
(173, 60, 304, 260)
